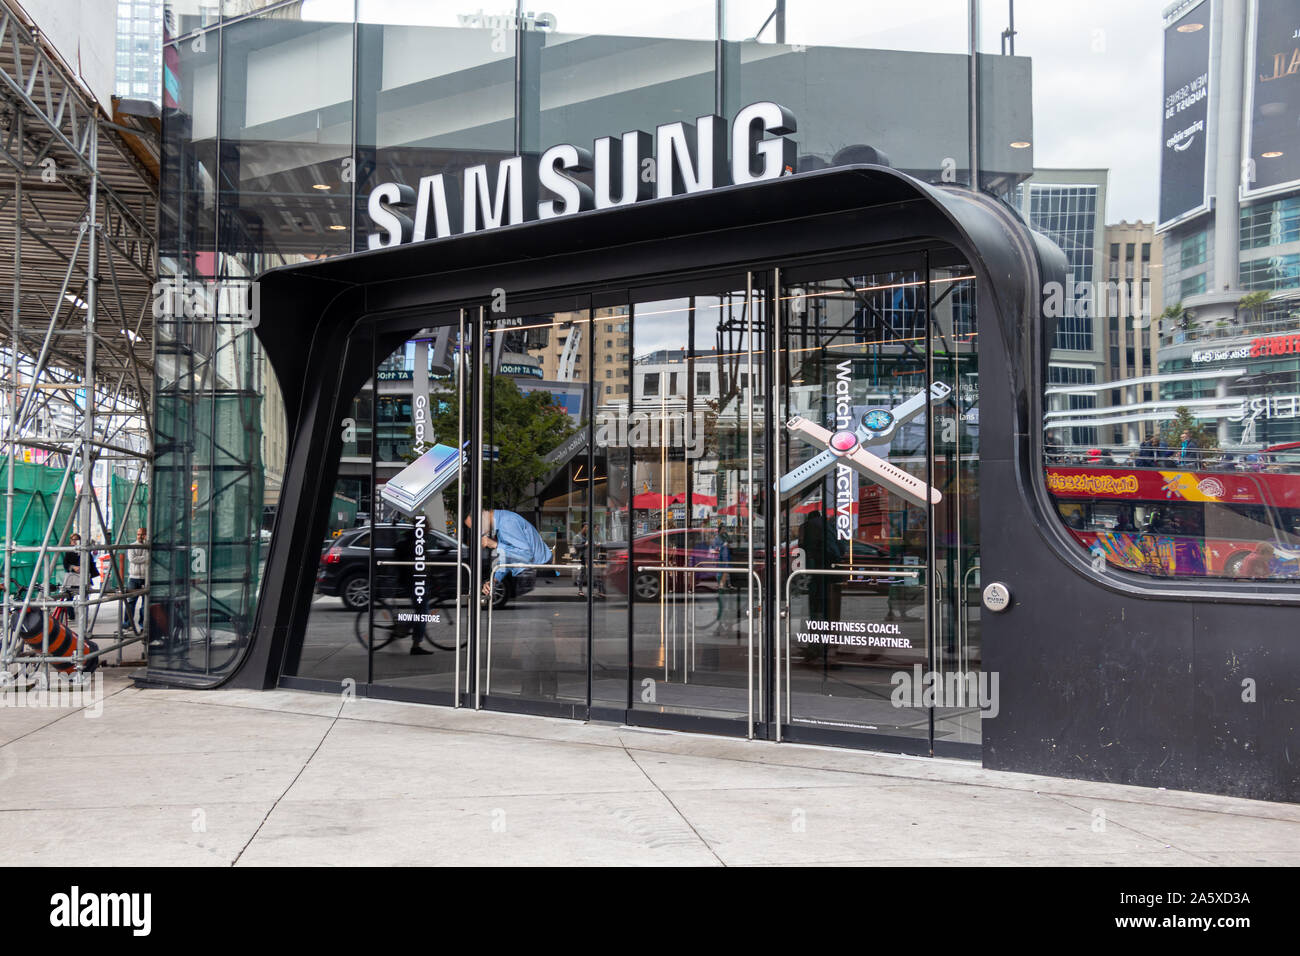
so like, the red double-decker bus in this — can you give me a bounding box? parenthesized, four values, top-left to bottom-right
(1044, 462, 1300, 579)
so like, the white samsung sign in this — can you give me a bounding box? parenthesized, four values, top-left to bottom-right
(366, 101, 797, 249)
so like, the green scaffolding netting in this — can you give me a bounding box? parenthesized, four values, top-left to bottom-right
(0, 457, 77, 591)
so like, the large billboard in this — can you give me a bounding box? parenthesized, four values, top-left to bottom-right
(1245, 0, 1300, 197)
(1158, 1, 1212, 227)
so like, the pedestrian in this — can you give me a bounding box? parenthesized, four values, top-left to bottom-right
(62, 533, 98, 592)
(1136, 434, 1156, 466)
(799, 510, 843, 621)
(468, 508, 553, 598)
(468, 507, 555, 696)
(573, 522, 589, 594)
(711, 520, 731, 588)
(123, 527, 149, 630)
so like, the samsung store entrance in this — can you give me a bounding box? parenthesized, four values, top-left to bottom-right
(235, 164, 1047, 759)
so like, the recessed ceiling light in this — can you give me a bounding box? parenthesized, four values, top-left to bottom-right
(327, 224, 347, 230)
(1010, 141, 1031, 149)
(1176, 22, 1203, 32)
(312, 183, 331, 190)
(1263, 150, 1284, 158)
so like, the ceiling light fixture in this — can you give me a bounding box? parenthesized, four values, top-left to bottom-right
(1262, 150, 1284, 158)
(1010, 141, 1031, 149)
(312, 183, 331, 190)
(327, 224, 347, 231)
(1176, 22, 1203, 32)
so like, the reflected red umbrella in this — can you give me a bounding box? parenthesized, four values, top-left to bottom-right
(672, 492, 717, 506)
(632, 492, 672, 509)
(717, 502, 749, 517)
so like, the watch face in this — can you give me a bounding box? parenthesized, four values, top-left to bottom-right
(828, 430, 859, 456)
(862, 409, 894, 432)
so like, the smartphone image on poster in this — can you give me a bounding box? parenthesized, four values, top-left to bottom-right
(380, 442, 466, 517)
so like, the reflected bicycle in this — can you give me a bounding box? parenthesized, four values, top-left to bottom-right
(354, 595, 471, 652)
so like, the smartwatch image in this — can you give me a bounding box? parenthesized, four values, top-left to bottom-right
(776, 383, 950, 508)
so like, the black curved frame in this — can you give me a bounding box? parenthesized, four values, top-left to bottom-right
(159, 164, 1298, 803)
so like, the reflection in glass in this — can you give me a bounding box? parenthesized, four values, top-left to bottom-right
(625, 286, 764, 724)
(480, 307, 592, 706)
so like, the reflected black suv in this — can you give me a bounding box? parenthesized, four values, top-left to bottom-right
(316, 523, 536, 610)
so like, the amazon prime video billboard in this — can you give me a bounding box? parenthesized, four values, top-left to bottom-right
(1245, 0, 1300, 195)
(1159, 1, 1211, 227)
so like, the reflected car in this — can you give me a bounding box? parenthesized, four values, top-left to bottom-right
(316, 523, 535, 610)
(604, 528, 732, 599)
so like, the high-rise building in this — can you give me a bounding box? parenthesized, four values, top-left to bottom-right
(1099, 220, 1164, 445)
(116, 0, 163, 103)
(1017, 169, 1109, 447)
(1156, 0, 1300, 447)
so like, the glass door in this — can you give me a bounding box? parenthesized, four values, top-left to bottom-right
(369, 314, 471, 701)
(928, 260, 982, 749)
(774, 253, 962, 751)
(620, 275, 767, 735)
(477, 296, 595, 715)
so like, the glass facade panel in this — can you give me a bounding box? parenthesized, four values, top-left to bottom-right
(725, 0, 983, 186)
(1022, 3, 1300, 588)
(150, 0, 1299, 722)
(480, 304, 592, 706)
(353, 2, 516, 253)
(625, 282, 764, 726)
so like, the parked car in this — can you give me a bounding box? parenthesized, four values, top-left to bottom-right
(316, 523, 535, 610)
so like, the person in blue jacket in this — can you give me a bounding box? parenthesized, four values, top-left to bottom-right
(469, 507, 557, 696)
(469, 507, 552, 597)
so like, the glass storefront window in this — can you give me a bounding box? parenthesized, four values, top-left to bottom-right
(1020, 1, 1300, 588)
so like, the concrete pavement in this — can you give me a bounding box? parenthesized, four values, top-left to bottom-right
(1, 669, 1296, 866)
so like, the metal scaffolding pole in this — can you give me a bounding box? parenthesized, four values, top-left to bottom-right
(0, 0, 157, 682)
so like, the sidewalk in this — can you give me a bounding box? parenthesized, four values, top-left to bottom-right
(1, 670, 1296, 866)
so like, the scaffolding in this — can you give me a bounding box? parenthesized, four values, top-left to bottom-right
(0, 0, 158, 681)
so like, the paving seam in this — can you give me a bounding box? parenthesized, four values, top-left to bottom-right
(1038, 791, 1224, 866)
(618, 742, 726, 866)
(229, 696, 349, 866)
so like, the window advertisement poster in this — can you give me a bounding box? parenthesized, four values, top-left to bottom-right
(1158, 0, 1211, 227)
(1245, 0, 1300, 196)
